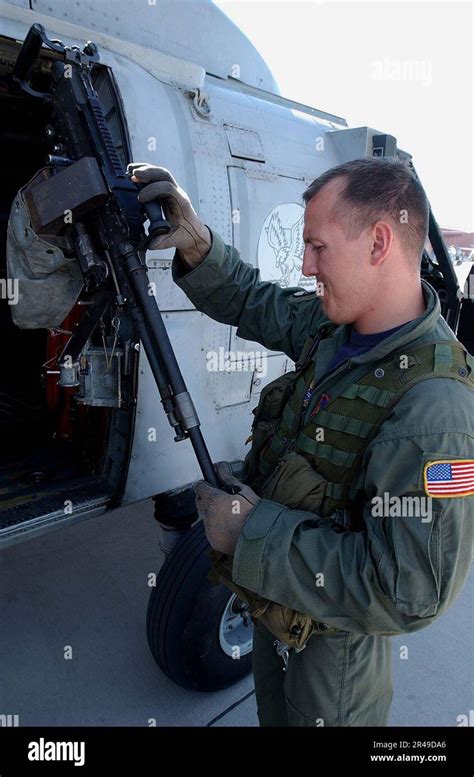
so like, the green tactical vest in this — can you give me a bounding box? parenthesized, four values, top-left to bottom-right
(243, 323, 474, 526)
(208, 324, 473, 651)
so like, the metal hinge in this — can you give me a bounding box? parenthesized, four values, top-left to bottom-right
(187, 88, 211, 117)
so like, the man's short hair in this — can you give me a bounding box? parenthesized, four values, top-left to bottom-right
(302, 157, 429, 263)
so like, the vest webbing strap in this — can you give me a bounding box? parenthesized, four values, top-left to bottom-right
(251, 338, 473, 515)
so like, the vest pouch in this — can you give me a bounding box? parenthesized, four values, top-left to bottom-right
(243, 371, 298, 484)
(208, 546, 335, 648)
(207, 547, 319, 649)
(259, 451, 328, 514)
(256, 369, 298, 421)
(258, 603, 321, 650)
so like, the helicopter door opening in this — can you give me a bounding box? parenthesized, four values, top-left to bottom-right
(0, 35, 137, 547)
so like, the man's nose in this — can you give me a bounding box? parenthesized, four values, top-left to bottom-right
(302, 245, 318, 277)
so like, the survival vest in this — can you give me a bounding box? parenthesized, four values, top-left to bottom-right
(244, 325, 474, 522)
(209, 325, 474, 650)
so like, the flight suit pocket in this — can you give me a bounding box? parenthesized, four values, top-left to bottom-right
(390, 507, 443, 617)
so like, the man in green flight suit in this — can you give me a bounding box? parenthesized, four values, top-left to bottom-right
(129, 157, 474, 727)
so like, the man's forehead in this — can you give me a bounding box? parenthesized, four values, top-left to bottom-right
(303, 179, 344, 239)
(305, 178, 342, 211)
(303, 202, 328, 241)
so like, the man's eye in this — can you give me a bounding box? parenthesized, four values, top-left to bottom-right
(312, 245, 324, 253)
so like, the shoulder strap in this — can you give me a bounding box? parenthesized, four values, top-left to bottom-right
(327, 338, 473, 518)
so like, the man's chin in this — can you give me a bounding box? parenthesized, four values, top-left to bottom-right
(321, 298, 351, 325)
(320, 296, 335, 320)
(318, 289, 347, 324)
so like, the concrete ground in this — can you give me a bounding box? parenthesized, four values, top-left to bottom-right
(0, 499, 472, 727)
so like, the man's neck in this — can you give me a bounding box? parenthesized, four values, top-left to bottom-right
(353, 280, 426, 334)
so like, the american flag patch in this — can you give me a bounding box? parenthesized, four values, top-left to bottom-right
(423, 460, 474, 498)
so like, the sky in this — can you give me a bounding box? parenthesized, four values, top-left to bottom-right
(214, 0, 473, 232)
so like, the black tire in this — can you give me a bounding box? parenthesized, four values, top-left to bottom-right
(146, 519, 254, 691)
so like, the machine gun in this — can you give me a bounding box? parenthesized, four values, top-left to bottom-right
(12, 23, 229, 492)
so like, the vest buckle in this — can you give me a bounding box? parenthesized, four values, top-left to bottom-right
(273, 639, 291, 671)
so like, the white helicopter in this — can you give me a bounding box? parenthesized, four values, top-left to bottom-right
(0, 0, 471, 692)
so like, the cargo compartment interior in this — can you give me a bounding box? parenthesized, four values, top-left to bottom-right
(0, 39, 135, 539)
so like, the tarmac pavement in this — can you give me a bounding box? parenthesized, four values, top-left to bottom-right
(0, 499, 472, 727)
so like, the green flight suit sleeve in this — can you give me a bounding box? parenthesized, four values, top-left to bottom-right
(232, 378, 474, 636)
(171, 228, 331, 362)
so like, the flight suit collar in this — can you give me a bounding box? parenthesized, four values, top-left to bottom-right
(317, 278, 441, 380)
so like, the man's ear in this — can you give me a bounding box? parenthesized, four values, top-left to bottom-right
(370, 220, 393, 266)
